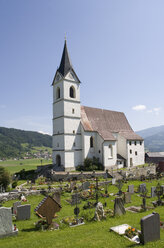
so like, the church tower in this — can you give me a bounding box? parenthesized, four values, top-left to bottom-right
(52, 40, 82, 171)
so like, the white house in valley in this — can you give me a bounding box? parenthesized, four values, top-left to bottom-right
(52, 40, 145, 171)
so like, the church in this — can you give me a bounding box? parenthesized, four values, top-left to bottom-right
(52, 40, 145, 171)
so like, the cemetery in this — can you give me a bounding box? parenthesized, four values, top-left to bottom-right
(0, 167, 164, 248)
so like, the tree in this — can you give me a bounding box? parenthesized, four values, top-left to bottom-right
(0, 166, 10, 190)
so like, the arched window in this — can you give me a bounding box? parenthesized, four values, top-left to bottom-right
(56, 87, 60, 99)
(70, 86, 75, 98)
(109, 145, 113, 158)
(90, 136, 94, 148)
(56, 154, 61, 166)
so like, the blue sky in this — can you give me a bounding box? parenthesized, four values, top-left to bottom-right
(0, 0, 164, 134)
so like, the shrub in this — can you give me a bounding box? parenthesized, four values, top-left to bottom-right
(0, 166, 10, 190)
(76, 157, 104, 171)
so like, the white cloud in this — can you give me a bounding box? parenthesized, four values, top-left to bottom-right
(153, 107, 161, 115)
(132, 105, 146, 111)
(147, 107, 161, 115)
(38, 131, 51, 135)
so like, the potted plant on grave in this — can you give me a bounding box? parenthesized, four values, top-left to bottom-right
(125, 226, 138, 239)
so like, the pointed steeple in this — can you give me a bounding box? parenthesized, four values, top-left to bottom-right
(58, 40, 72, 77)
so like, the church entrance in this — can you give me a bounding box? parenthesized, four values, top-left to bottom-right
(56, 155, 61, 166)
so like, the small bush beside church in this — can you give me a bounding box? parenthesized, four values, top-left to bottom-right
(76, 157, 104, 171)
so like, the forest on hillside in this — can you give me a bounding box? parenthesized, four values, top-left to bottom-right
(0, 127, 52, 159)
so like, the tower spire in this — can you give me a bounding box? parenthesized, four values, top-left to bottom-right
(58, 39, 72, 77)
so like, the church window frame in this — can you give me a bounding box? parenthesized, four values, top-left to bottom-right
(90, 136, 94, 148)
(70, 86, 76, 98)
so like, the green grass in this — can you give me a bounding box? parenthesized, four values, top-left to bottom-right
(0, 159, 52, 174)
(0, 178, 164, 247)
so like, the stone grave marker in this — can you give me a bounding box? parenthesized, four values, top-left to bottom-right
(112, 178, 116, 185)
(128, 185, 134, 194)
(13, 201, 21, 215)
(71, 193, 81, 205)
(151, 187, 156, 198)
(115, 180, 123, 195)
(139, 183, 146, 194)
(124, 192, 131, 204)
(140, 212, 160, 244)
(82, 181, 90, 190)
(0, 207, 18, 238)
(114, 197, 126, 216)
(16, 204, 31, 220)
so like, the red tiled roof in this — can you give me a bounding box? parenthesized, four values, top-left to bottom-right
(81, 106, 143, 141)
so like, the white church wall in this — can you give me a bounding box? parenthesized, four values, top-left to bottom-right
(64, 119, 81, 133)
(64, 135, 82, 150)
(53, 101, 64, 118)
(82, 131, 97, 159)
(96, 133, 103, 163)
(127, 140, 145, 167)
(117, 134, 127, 160)
(52, 135, 64, 149)
(64, 151, 82, 170)
(103, 141, 117, 168)
(64, 101, 81, 118)
(53, 118, 64, 134)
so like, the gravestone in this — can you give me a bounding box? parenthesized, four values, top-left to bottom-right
(13, 201, 21, 215)
(151, 187, 156, 198)
(94, 202, 105, 221)
(53, 192, 61, 205)
(82, 181, 90, 190)
(124, 192, 131, 204)
(139, 183, 146, 193)
(114, 197, 126, 216)
(0, 207, 18, 238)
(128, 185, 134, 194)
(140, 212, 160, 244)
(35, 196, 61, 225)
(71, 193, 81, 205)
(16, 204, 31, 220)
(112, 178, 116, 185)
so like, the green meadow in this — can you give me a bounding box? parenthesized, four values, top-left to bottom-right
(0, 158, 52, 174)
(0, 179, 164, 248)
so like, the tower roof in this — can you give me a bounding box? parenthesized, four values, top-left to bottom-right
(58, 40, 72, 77)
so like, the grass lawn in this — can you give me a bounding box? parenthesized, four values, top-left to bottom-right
(0, 178, 164, 247)
(0, 159, 52, 174)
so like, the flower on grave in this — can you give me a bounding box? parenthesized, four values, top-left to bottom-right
(125, 226, 137, 238)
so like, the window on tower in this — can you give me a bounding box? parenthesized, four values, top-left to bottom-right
(56, 87, 60, 99)
(70, 86, 75, 98)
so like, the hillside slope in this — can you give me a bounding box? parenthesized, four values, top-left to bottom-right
(0, 127, 52, 158)
(137, 125, 164, 152)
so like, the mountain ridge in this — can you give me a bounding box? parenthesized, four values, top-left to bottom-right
(137, 125, 164, 152)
